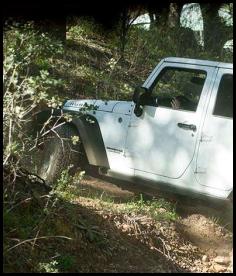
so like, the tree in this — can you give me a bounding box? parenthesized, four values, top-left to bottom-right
(200, 3, 233, 56)
(118, 6, 142, 61)
(168, 3, 182, 28)
(147, 2, 184, 29)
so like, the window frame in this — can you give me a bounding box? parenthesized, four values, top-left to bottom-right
(149, 66, 207, 112)
(143, 62, 214, 115)
(212, 73, 233, 119)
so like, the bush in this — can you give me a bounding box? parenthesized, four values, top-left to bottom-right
(3, 21, 68, 200)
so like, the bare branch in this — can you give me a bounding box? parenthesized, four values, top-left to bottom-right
(5, 235, 73, 253)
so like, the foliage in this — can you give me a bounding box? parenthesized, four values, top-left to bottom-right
(54, 167, 85, 201)
(77, 218, 104, 242)
(38, 260, 59, 273)
(121, 194, 178, 222)
(91, 192, 178, 222)
(3, 22, 80, 273)
(65, 12, 232, 102)
(38, 255, 76, 272)
(3, 183, 79, 272)
(68, 17, 106, 41)
(3, 22, 66, 183)
(56, 166, 74, 191)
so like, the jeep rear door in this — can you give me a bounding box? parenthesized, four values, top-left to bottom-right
(195, 68, 233, 192)
(124, 61, 216, 179)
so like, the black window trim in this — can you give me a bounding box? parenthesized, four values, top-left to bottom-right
(212, 73, 233, 119)
(149, 66, 208, 113)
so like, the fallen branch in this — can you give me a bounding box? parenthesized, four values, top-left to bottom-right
(5, 235, 73, 253)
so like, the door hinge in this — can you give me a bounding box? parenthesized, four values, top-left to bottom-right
(200, 133, 213, 142)
(195, 167, 207, 174)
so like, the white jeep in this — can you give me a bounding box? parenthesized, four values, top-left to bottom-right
(35, 57, 233, 201)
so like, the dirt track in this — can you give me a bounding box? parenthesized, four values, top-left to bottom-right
(78, 174, 233, 272)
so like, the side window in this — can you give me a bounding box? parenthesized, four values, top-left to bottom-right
(213, 74, 233, 118)
(151, 67, 207, 112)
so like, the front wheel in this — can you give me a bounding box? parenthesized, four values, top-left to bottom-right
(37, 123, 85, 186)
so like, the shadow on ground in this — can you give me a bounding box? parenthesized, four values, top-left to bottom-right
(77, 174, 233, 271)
(4, 189, 187, 273)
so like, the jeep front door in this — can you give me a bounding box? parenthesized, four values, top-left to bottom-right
(125, 62, 216, 179)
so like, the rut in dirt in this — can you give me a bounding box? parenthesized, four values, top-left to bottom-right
(79, 174, 233, 263)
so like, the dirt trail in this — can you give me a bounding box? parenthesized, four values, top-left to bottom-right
(78, 174, 233, 272)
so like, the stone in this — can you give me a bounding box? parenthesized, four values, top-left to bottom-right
(202, 255, 209, 262)
(202, 267, 209, 272)
(194, 260, 200, 265)
(213, 255, 230, 265)
(212, 264, 227, 272)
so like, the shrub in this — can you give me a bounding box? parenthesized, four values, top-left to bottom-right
(3, 21, 66, 201)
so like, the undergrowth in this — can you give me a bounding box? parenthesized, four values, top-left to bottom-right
(4, 168, 88, 273)
(95, 193, 178, 222)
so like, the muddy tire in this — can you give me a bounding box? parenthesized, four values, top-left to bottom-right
(37, 123, 84, 186)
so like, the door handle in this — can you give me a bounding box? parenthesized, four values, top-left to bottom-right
(177, 123, 197, 132)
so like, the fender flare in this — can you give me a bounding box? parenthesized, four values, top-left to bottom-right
(71, 114, 109, 168)
(32, 108, 109, 168)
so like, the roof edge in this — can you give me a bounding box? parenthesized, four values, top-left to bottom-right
(163, 57, 233, 69)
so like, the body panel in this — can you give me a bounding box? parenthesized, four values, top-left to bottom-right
(195, 68, 233, 191)
(125, 62, 216, 179)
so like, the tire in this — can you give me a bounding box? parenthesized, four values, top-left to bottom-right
(37, 123, 85, 186)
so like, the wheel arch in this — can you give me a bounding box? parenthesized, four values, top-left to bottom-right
(71, 114, 109, 168)
(32, 108, 109, 168)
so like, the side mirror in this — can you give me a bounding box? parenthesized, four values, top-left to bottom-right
(133, 86, 148, 117)
(132, 86, 148, 104)
(134, 104, 143, 117)
(133, 86, 158, 117)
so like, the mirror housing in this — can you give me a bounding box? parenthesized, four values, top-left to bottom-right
(133, 86, 158, 107)
(132, 86, 158, 117)
(134, 104, 143, 117)
(132, 86, 148, 104)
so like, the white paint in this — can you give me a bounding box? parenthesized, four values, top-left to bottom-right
(195, 68, 233, 191)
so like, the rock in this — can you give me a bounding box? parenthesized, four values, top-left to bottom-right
(202, 255, 209, 262)
(202, 267, 209, 272)
(213, 255, 230, 265)
(122, 224, 130, 231)
(212, 264, 227, 272)
(227, 264, 233, 273)
(194, 259, 200, 265)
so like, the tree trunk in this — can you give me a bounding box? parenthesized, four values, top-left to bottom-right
(168, 3, 182, 28)
(200, 3, 233, 56)
(119, 9, 129, 61)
